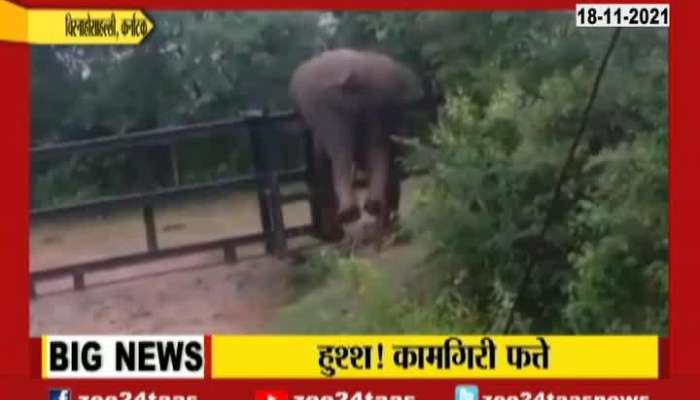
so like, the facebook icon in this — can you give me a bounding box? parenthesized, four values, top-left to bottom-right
(455, 385, 479, 400)
(49, 389, 71, 400)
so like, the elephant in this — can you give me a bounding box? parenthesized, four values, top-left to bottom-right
(289, 48, 422, 244)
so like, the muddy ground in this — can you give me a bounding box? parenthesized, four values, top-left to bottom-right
(31, 185, 312, 272)
(31, 251, 300, 335)
(30, 181, 419, 335)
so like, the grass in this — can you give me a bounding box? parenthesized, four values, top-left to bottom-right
(269, 238, 467, 334)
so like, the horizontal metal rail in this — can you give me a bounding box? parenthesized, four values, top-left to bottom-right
(30, 99, 439, 161)
(31, 168, 307, 220)
(31, 224, 313, 288)
(31, 110, 304, 161)
(280, 191, 311, 204)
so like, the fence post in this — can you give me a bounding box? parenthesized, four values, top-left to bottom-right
(143, 205, 158, 252)
(223, 244, 238, 263)
(169, 143, 180, 186)
(266, 172, 288, 255)
(249, 113, 273, 254)
(73, 270, 85, 291)
(248, 110, 287, 256)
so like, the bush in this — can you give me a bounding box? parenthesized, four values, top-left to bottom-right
(404, 27, 668, 333)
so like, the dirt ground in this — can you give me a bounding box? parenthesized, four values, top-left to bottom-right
(31, 251, 301, 335)
(31, 186, 311, 271)
(30, 181, 420, 336)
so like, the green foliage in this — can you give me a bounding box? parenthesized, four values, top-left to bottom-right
(271, 15, 667, 334)
(403, 21, 667, 333)
(273, 249, 465, 334)
(565, 131, 668, 334)
(31, 161, 100, 209)
(274, 254, 393, 333)
(287, 248, 342, 296)
(32, 12, 324, 208)
(32, 12, 668, 334)
(157, 12, 323, 116)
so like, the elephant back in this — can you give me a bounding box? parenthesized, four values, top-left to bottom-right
(290, 49, 422, 119)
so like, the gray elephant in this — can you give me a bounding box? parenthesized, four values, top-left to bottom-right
(290, 48, 421, 244)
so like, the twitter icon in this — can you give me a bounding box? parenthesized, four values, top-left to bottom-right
(455, 385, 479, 400)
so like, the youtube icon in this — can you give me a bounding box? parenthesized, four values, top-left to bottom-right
(255, 390, 289, 400)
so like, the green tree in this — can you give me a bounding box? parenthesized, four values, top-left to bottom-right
(404, 16, 667, 333)
(32, 12, 325, 207)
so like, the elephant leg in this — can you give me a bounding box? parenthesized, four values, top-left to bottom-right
(333, 153, 361, 224)
(316, 116, 361, 224)
(364, 117, 391, 226)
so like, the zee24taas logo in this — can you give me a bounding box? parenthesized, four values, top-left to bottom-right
(49, 389, 71, 400)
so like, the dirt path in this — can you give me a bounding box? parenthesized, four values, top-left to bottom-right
(30, 180, 423, 336)
(31, 186, 315, 335)
(31, 250, 302, 335)
(31, 186, 311, 271)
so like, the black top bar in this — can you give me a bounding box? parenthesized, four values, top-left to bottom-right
(30, 99, 439, 161)
(31, 110, 303, 161)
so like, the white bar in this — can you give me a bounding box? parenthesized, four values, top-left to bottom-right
(43, 335, 205, 379)
(576, 4, 670, 27)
